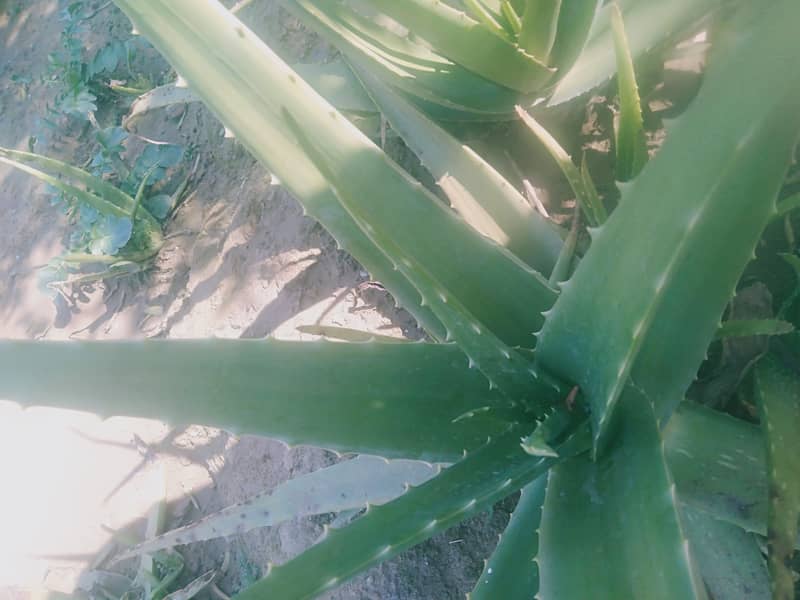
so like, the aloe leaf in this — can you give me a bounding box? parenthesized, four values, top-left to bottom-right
(162, 569, 216, 600)
(0, 146, 138, 213)
(115, 456, 438, 560)
(777, 192, 800, 217)
(296, 324, 408, 343)
(462, 0, 510, 40)
(114, 0, 450, 341)
(283, 108, 561, 405)
(682, 507, 771, 600)
(364, 0, 554, 93)
(357, 70, 564, 275)
(715, 318, 794, 340)
(113, 0, 559, 348)
(515, 107, 606, 226)
(550, 0, 723, 105)
(126, 59, 376, 130)
(234, 425, 590, 599)
(0, 155, 130, 219)
(544, 0, 601, 74)
(609, 2, 647, 182)
(537, 1, 800, 454)
(500, 1, 522, 35)
(283, 0, 522, 119)
(548, 208, 578, 286)
(537, 388, 706, 600)
(664, 403, 768, 536)
(0, 339, 520, 462)
(518, 0, 561, 61)
(755, 354, 800, 600)
(469, 476, 547, 599)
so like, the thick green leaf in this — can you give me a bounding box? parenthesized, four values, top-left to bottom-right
(516, 107, 606, 226)
(364, 0, 553, 93)
(116, 0, 558, 349)
(609, 1, 647, 182)
(115, 456, 438, 560)
(518, 0, 561, 61)
(715, 318, 795, 340)
(537, 1, 800, 453)
(755, 354, 800, 600)
(358, 70, 563, 275)
(683, 507, 771, 600)
(550, 0, 723, 105)
(0, 340, 520, 462)
(234, 425, 590, 600)
(283, 0, 522, 119)
(537, 388, 706, 600)
(125, 59, 376, 129)
(283, 110, 560, 404)
(664, 403, 768, 535)
(544, 0, 600, 74)
(0, 147, 138, 214)
(469, 476, 547, 600)
(117, 0, 446, 341)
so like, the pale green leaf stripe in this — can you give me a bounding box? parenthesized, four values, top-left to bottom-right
(537, 1, 800, 454)
(365, 0, 553, 93)
(755, 354, 800, 600)
(610, 2, 647, 182)
(715, 318, 794, 340)
(538, 388, 706, 600)
(235, 426, 590, 600)
(0, 340, 517, 462)
(469, 476, 546, 600)
(550, 0, 723, 105)
(682, 508, 771, 600)
(358, 70, 563, 275)
(116, 456, 439, 560)
(116, 0, 446, 340)
(114, 0, 556, 348)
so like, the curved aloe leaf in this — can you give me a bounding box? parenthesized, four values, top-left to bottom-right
(544, 0, 601, 74)
(125, 59, 376, 130)
(469, 476, 547, 599)
(755, 354, 800, 600)
(283, 110, 560, 404)
(537, 0, 800, 454)
(117, 0, 446, 340)
(683, 508, 771, 600)
(664, 403, 768, 535)
(0, 155, 129, 219)
(516, 107, 606, 226)
(283, 0, 522, 119)
(715, 318, 794, 340)
(114, 0, 559, 349)
(115, 456, 439, 560)
(550, 0, 724, 105)
(356, 70, 564, 275)
(364, 0, 553, 93)
(537, 388, 706, 600)
(518, 0, 561, 61)
(610, 2, 647, 182)
(0, 147, 138, 215)
(234, 425, 590, 600)
(0, 340, 522, 462)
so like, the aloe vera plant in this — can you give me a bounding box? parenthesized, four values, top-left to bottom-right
(6, 0, 800, 598)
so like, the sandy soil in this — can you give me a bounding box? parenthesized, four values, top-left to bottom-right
(0, 2, 508, 598)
